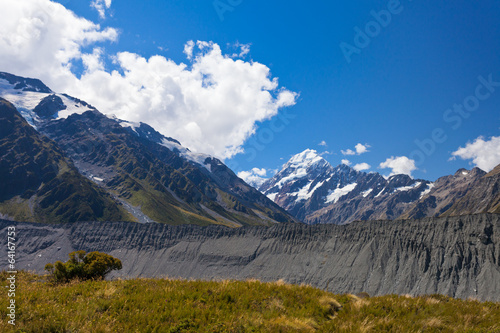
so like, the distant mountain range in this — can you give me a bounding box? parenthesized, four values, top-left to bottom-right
(0, 72, 296, 225)
(1, 72, 498, 226)
(260, 149, 500, 224)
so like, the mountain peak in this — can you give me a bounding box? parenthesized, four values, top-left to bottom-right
(277, 149, 331, 181)
(0, 72, 97, 127)
(286, 149, 326, 168)
(454, 167, 486, 178)
(0, 72, 52, 93)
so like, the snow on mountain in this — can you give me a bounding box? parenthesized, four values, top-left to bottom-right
(110, 116, 214, 172)
(261, 149, 332, 192)
(260, 148, 434, 224)
(0, 72, 297, 226)
(394, 182, 421, 192)
(325, 183, 358, 204)
(361, 188, 373, 197)
(0, 75, 95, 127)
(160, 138, 213, 172)
(274, 149, 331, 189)
(419, 183, 435, 199)
(0, 72, 215, 173)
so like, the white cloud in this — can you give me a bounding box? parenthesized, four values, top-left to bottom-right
(0, 0, 297, 160)
(318, 140, 327, 147)
(341, 143, 370, 156)
(91, 0, 112, 19)
(230, 42, 251, 58)
(450, 136, 500, 172)
(355, 143, 370, 154)
(81, 47, 105, 73)
(341, 149, 356, 156)
(183, 40, 195, 60)
(353, 163, 371, 171)
(379, 156, 417, 177)
(0, 0, 118, 82)
(237, 168, 269, 188)
(341, 159, 351, 166)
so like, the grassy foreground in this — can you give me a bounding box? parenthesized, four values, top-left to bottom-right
(1, 272, 499, 332)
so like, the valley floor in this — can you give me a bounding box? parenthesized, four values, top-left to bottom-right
(1, 272, 499, 332)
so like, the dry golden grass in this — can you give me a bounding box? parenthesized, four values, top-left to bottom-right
(1, 272, 499, 332)
(269, 315, 318, 332)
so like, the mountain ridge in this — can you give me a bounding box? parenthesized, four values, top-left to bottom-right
(3, 213, 500, 301)
(260, 149, 500, 224)
(0, 98, 132, 223)
(0, 72, 296, 226)
(1, 72, 498, 226)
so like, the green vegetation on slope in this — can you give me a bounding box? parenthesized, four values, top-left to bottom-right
(0, 99, 133, 223)
(0, 272, 499, 332)
(43, 110, 295, 226)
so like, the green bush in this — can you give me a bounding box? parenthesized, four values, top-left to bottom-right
(45, 250, 122, 283)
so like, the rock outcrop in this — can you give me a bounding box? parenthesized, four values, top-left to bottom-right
(2, 213, 499, 301)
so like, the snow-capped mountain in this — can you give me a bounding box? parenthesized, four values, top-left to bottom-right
(0, 72, 296, 226)
(260, 149, 434, 224)
(0, 72, 216, 173)
(2, 72, 498, 226)
(260, 149, 334, 202)
(260, 149, 500, 224)
(0, 73, 96, 126)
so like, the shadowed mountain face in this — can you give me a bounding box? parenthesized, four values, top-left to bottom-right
(0, 99, 132, 223)
(37, 110, 294, 226)
(401, 167, 488, 219)
(260, 150, 500, 224)
(3, 213, 500, 301)
(1, 72, 498, 226)
(0, 73, 296, 226)
(441, 166, 500, 216)
(0, 72, 52, 93)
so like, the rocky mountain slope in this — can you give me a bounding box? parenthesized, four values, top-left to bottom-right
(442, 165, 500, 216)
(261, 149, 500, 224)
(2, 213, 499, 301)
(401, 167, 487, 219)
(0, 98, 132, 223)
(0, 72, 295, 226)
(260, 149, 433, 224)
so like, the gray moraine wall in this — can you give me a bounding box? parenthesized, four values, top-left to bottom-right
(1, 214, 499, 301)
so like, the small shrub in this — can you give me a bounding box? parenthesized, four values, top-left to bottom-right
(45, 250, 122, 283)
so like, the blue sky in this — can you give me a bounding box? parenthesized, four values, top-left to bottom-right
(3, 0, 500, 181)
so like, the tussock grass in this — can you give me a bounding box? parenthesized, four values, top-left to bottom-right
(1, 271, 499, 332)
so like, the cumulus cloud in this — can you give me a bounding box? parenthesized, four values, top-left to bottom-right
(355, 143, 370, 154)
(341, 143, 370, 156)
(237, 168, 269, 188)
(379, 156, 417, 177)
(0, 0, 118, 82)
(450, 136, 500, 172)
(353, 163, 371, 172)
(341, 159, 351, 166)
(91, 0, 112, 19)
(0, 0, 297, 160)
(341, 149, 356, 156)
(318, 140, 327, 147)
